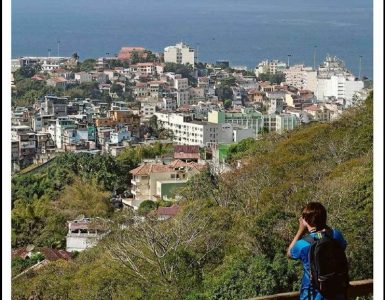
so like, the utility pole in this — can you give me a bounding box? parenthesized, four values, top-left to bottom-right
(358, 55, 363, 79)
(57, 40, 61, 57)
(48, 48, 51, 57)
(313, 45, 317, 70)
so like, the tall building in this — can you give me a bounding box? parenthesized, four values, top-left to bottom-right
(283, 64, 317, 91)
(315, 55, 364, 103)
(164, 42, 195, 65)
(254, 59, 287, 77)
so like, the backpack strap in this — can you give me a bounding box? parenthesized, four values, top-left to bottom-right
(302, 234, 315, 244)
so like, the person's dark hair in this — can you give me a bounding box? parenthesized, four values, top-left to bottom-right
(302, 202, 327, 230)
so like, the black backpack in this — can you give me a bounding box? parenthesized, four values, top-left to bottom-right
(303, 228, 349, 299)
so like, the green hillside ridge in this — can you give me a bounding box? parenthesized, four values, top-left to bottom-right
(12, 93, 373, 299)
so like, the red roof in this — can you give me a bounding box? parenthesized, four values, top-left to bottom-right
(118, 47, 146, 60)
(130, 160, 206, 175)
(12, 247, 72, 261)
(174, 152, 200, 159)
(174, 145, 199, 153)
(156, 204, 180, 217)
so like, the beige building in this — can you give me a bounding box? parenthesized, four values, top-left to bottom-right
(130, 160, 206, 201)
(283, 65, 317, 91)
(164, 42, 195, 65)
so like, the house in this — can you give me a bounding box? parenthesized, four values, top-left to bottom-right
(130, 159, 207, 201)
(12, 246, 72, 262)
(303, 104, 332, 122)
(117, 46, 147, 61)
(74, 72, 93, 83)
(173, 145, 200, 162)
(46, 76, 68, 89)
(66, 217, 109, 252)
(155, 204, 180, 220)
(95, 110, 140, 137)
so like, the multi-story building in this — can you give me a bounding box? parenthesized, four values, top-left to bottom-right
(130, 63, 157, 76)
(95, 110, 140, 137)
(109, 126, 132, 144)
(315, 74, 364, 104)
(283, 64, 317, 91)
(208, 108, 264, 135)
(41, 95, 69, 117)
(162, 98, 177, 111)
(74, 72, 93, 83)
(303, 104, 332, 122)
(16, 56, 72, 71)
(130, 159, 206, 201)
(141, 102, 157, 120)
(315, 55, 364, 104)
(164, 42, 195, 65)
(254, 59, 287, 77)
(155, 112, 232, 146)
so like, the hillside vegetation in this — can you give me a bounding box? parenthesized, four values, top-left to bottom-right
(12, 94, 373, 299)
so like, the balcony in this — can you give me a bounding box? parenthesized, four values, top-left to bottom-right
(246, 279, 373, 300)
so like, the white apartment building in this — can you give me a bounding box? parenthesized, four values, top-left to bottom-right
(164, 42, 195, 65)
(174, 77, 189, 90)
(140, 102, 157, 120)
(315, 75, 364, 103)
(154, 112, 232, 146)
(47, 117, 77, 149)
(16, 56, 72, 71)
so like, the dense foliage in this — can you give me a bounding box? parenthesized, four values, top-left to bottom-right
(12, 94, 373, 299)
(11, 143, 173, 249)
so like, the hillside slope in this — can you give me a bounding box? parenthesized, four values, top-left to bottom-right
(12, 94, 373, 300)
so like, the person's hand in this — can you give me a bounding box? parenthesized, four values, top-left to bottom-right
(298, 217, 307, 233)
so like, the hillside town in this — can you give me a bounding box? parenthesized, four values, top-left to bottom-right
(9, 38, 375, 300)
(11, 43, 372, 254)
(11, 42, 371, 174)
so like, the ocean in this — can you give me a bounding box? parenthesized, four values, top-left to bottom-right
(12, 0, 373, 78)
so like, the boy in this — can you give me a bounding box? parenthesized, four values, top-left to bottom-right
(287, 202, 348, 300)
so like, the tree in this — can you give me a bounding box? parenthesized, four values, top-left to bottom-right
(110, 83, 124, 97)
(138, 200, 157, 216)
(80, 59, 96, 72)
(215, 85, 233, 101)
(223, 99, 232, 109)
(258, 73, 285, 84)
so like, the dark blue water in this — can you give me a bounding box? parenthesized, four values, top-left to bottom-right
(12, 0, 373, 78)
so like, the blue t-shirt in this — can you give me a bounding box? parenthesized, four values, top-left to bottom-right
(290, 229, 347, 300)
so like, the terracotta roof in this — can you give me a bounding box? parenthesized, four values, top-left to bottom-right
(31, 75, 45, 81)
(303, 104, 319, 112)
(156, 204, 180, 217)
(174, 152, 200, 159)
(12, 247, 72, 261)
(50, 76, 67, 83)
(134, 62, 155, 67)
(130, 160, 206, 175)
(174, 145, 199, 153)
(118, 47, 146, 60)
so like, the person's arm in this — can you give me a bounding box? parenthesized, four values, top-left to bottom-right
(287, 217, 307, 258)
